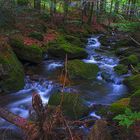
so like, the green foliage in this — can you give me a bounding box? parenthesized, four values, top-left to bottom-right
(112, 22, 140, 32)
(114, 108, 140, 128)
(29, 32, 44, 41)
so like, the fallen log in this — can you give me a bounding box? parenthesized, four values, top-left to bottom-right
(0, 107, 36, 132)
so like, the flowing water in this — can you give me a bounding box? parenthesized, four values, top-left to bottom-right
(0, 35, 129, 139)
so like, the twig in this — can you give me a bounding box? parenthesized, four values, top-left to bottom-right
(129, 36, 140, 46)
(130, 64, 139, 73)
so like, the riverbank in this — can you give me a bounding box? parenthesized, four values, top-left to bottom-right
(0, 8, 140, 140)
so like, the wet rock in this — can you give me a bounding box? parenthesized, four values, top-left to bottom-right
(127, 54, 139, 65)
(47, 36, 88, 59)
(67, 60, 99, 80)
(109, 98, 130, 114)
(114, 64, 128, 75)
(30, 74, 40, 81)
(48, 92, 89, 120)
(129, 89, 140, 111)
(9, 35, 43, 63)
(101, 72, 112, 82)
(88, 119, 112, 140)
(0, 42, 25, 93)
(123, 74, 140, 92)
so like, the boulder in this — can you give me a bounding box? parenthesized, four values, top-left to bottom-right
(123, 74, 140, 92)
(88, 119, 112, 140)
(0, 42, 25, 93)
(109, 98, 130, 114)
(47, 36, 88, 59)
(114, 64, 128, 75)
(67, 60, 99, 80)
(127, 54, 139, 65)
(129, 89, 140, 111)
(48, 92, 89, 120)
(9, 36, 43, 63)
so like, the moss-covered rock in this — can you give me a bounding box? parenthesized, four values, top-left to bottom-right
(28, 32, 44, 41)
(127, 54, 139, 65)
(48, 92, 89, 119)
(129, 89, 140, 111)
(47, 36, 88, 59)
(120, 54, 139, 66)
(64, 34, 85, 47)
(114, 64, 128, 75)
(123, 74, 140, 92)
(67, 60, 99, 80)
(9, 36, 43, 63)
(0, 42, 25, 93)
(109, 98, 130, 114)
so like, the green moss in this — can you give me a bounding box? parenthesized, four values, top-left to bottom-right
(47, 36, 88, 59)
(114, 64, 128, 75)
(29, 32, 44, 41)
(130, 90, 140, 111)
(123, 74, 140, 92)
(127, 54, 139, 65)
(48, 92, 89, 120)
(64, 34, 85, 47)
(110, 98, 130, 114)
(0, 43, 24, 93)
(10, 37, 43, 63)
(67, 60, 99, 80)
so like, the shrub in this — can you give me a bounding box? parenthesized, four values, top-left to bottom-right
(114, 108, 140, 128)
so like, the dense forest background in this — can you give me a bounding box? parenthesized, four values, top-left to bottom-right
(0, 0, 140, 140)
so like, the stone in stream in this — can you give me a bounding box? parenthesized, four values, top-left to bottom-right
(88, 119, 112, 140)
(48, 92, 89, 120)
(0, 42, 25, 93)
(109, 98, 130, 114)
(114, 64, 128, 75)
(47, 35, 88, 59)
(67, 60, 99, 80)
(9, 35, 43, 63)
(123, 74, 140, 92)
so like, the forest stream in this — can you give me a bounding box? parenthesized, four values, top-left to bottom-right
(0, 35, 129, 139)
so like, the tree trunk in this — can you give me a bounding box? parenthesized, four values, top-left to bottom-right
(34, 0, 41, 10)
(87, 2, 94, 25)
(63, 0, 69, 23)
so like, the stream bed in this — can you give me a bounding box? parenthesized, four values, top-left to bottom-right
(0, 35, 129, 139)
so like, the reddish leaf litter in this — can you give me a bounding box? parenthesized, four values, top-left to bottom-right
(44, 33, 57, 43)
(23, 37, 41, 46)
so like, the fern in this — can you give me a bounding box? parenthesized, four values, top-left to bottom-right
(114, 108, 140, 128)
